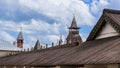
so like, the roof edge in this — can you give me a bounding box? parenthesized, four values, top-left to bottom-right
(103, 8, 120, 14)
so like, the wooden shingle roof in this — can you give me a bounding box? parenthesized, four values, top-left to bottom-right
(0, 36, 119, 66)
(69, 15, 79, 29)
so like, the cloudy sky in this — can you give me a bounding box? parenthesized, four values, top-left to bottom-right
(0, 0, 120, 49)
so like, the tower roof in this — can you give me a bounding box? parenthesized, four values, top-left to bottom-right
(34, 39, 41, 50)
(67, 15, 82, 44)
(17, 27, 23, 40)
(69, 15, 79, 29)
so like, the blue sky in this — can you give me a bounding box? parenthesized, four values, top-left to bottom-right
(0, 0, 120, 49)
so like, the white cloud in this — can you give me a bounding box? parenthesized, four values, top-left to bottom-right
(0, 19, 60, 35)
(0, 0, 120, 49)
(90, 0, 109, 15)
(108, 0, 120, 10)
(19, 0, 96, 26)
(0, 19, 61, 48)
(46, 35, 60, 44)
(0, 31, 15, 42)
(0, 20, 19, 32)
(0, 0, 98, 47)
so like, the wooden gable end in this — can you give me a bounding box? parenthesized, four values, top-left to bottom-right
(87, 9, 120, 41)
(96, 21, 119, 39)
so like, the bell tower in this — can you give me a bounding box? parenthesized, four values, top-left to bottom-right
(66, 15, 82, 44)
(17, 27, 24, 48)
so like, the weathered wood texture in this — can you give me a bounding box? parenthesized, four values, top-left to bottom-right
(0, 36, 119, 66)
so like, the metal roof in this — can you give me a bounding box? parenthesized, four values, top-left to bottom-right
(0, 39, 21, 51)
(17, 32, 23, 40)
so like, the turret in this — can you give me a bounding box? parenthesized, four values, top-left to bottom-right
(66, 15, 82, 44)
(17, 27, 24, 48)
(34, 39, 41, 50)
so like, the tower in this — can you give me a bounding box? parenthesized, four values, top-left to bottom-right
(17, 27, 24, 48)
(66, 15, 82, 44)
(34, 39, 41, 50)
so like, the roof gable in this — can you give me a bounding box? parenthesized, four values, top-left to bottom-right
(87, 9, 120, 41)
(96, 23, 119, 39)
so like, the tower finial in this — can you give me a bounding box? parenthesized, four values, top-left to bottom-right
(37, 37, 39, 40)
(20, 26, 22, 32)
(73, 13, 75, 17)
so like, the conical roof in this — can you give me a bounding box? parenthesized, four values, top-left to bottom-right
(17, 27, 23, 40)
(34, 39, 41, 50)
(17, 32, 23, 40)
(69, 15, 79, 29)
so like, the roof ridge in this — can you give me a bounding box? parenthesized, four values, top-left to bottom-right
(103, 9, 120, 14)
(36, 42, 79, 52)
(1, 42, 79, 58)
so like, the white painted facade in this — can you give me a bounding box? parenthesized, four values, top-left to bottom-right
(107, 64, 119, 68)
(0, 51, 10, 57)
(84, 64, 119, 68)
(96, 23, 119, 39)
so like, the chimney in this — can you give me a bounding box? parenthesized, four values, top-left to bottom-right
(52, 42, 54, 47)
(27, 48, 29, 52)
(46, 44, 48, 48)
